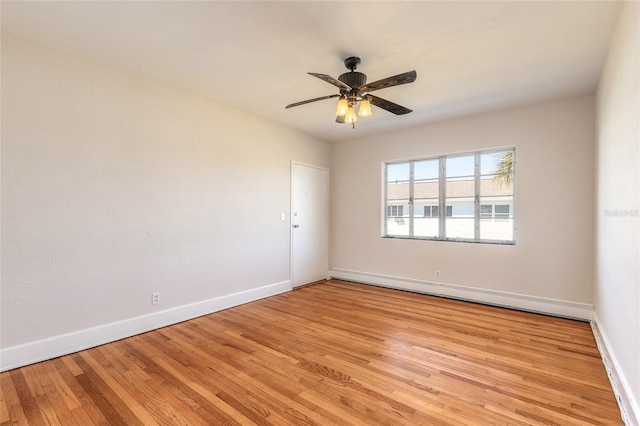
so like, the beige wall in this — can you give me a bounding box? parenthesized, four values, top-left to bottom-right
(596, 1, 640, 419)
(0, 33, 330, 350)
(331, 94, 596, 304)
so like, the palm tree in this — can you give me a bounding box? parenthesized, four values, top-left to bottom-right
(492, 151, 513, 189)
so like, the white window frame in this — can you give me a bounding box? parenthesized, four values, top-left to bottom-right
(383, 148, 516, 244)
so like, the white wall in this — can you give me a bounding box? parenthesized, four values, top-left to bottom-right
(0, 33, 330, 366)
(596, 1, 640, 422)
(331, 95, 596, 310)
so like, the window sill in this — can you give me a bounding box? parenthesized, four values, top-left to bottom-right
(382, 235, 516, 245)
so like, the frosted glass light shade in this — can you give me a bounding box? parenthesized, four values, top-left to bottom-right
(345, 106, 358, 124)
(336, 98, 349, 116)
(358, 98, 372, 117)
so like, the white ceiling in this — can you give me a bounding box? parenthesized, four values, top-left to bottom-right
(1, 1, 622, 143)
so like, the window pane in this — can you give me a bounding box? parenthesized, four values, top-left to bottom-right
(387, 162, 410, 183)
(446, 156, 474, 200)
(446, 155, 474, 239)
(446, 217, 474, 239)
(414, 181, 439, 202)
(386, 201, 410, 236)
(495, 204, 510, 215)
(388, 205, 405, 217)
(446, 155, 474, 179)
(414, 159, 439, 181)
(413, 159, 439, 237)
(481, 218, 513, 241)
(415, 204, 439, 238)
(481, 178, 513, 198)
(481, 151, 513, 193)
(446, 201, 474, 239)
(480, 197, 513, 241)
(480, 204, 492, 216)
(387, 163, 410, 202)
(480, 150, 513, 241)
(481, 152, 500, 175)
(386, 163, 410, 237)
(414, 217, 438, 238)
(481, 150, 512, 176)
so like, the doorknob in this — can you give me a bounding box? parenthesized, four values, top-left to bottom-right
(292, 224, 300, 228)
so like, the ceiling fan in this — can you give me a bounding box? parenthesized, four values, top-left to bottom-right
(285, 57, 417, 128)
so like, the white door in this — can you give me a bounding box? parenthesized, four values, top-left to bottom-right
(291, 163, 329, 288)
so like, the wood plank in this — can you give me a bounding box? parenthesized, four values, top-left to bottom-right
(1, 372, 29, 425)
(9, 370, 48, 426)
(0, 280, 623, 425)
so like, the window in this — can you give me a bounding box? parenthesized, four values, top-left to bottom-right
(387, 205, 404, 217)
(480, 205, 493, 217)
(480, 204, 512, 218)
(423, 205, 453, 217)
(384, 148, 515, 244)
(423, 206, 438, 217)
(495, 204, 510, 217)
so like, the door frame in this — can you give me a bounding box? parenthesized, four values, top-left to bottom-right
(290, 161, 330, 289)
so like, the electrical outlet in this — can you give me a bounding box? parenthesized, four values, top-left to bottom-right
(435, 270, 441, 279)
(152, 292, 160, 305)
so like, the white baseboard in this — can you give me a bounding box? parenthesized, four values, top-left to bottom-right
(0, 280, 291, 372)
(329, 268, 594, 320)
(591, 315, 639, 426)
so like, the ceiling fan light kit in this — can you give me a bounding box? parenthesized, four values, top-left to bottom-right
(286, 56, 417, 129)
(336, 97, 349, 116)
(358, 97, 372, 117)
(345, 106, 358, 124)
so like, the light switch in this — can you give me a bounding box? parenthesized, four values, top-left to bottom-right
(280, 213, 285, 221)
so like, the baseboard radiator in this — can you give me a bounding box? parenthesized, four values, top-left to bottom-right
(591, 318, 639, 426)
(329, 268, 593, 320)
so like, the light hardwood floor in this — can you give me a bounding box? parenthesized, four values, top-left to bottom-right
(1, 280, 622, 425)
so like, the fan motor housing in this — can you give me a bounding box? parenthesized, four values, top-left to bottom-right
(339, 72, 367, 89)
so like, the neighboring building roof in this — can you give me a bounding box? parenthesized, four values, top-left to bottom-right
(387, 178, 512, 200)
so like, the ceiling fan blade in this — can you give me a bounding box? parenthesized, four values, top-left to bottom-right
(286, 94, 340, 109)
(369, 95, 413, 115)
(308, 73, 352, 91)
(359, 70, 417, 93)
